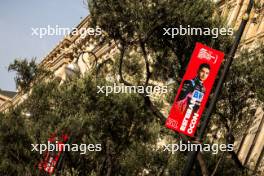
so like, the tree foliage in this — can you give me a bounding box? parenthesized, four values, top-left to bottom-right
(8, 58, 50, 93)
(0, 75, 185, 175)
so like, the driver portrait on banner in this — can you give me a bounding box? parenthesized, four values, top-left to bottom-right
(176, 63, 210, 114)
(166, 42, 224, 137)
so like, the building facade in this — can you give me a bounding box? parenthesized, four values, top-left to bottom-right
(218, 0, 264, 174)
(218, 0, 264, 48)
(0, 90, 16, 107)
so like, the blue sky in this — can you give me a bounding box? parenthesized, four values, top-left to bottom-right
(0, 0, 89, 91)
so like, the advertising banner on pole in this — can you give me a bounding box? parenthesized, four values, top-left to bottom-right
(38, 133, 69, 175)
(165, 42, 224, 137)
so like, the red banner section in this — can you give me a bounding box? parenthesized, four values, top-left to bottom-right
(38, 133, 69, 175)
(166, 42, 224, 137)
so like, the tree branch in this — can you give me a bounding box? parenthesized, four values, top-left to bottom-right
(139, 39, 151, 88)
(118, 43, 133, 86)
(197, 152, 209, 176)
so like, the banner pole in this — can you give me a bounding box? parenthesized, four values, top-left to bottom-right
(181, 0, 254, 175)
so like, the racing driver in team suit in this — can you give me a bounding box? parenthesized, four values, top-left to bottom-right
(176, 63, 210, 114)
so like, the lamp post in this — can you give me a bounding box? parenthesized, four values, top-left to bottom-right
(181, 0, 254, 175)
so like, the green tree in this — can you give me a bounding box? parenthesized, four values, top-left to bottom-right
(0, 75, 184, 175)
(87, 0, 232, 124)
(0, 109, 37, 176)
(87, 0, 234, 175)
(8, 58, 50, 93)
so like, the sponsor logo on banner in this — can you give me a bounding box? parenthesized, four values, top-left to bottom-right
(165, 42, 224, 137)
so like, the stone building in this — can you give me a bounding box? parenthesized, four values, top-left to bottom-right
(217, 0, 264, 48)
(217, 0, 264, 174)
(0, 0, 263, 174)
(0, 90, 16, 107)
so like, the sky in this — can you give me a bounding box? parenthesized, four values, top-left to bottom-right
(0, 0, 89, 91)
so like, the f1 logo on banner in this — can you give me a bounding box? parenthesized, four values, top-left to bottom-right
(165, 42, 224, 137)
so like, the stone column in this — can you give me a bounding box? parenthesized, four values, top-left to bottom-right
(238, 114, 262, 165)
(235, 0, 250, 29)
(256, 13, 264, 34)
(227, 0, 243, 27)
(247, 108, 264, 169)
(244, 12, 258, 40)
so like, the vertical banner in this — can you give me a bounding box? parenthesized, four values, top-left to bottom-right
(38, 133, 69, 175)
(165, 42, 224, 137)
